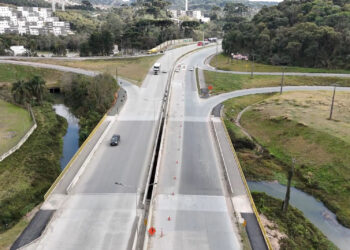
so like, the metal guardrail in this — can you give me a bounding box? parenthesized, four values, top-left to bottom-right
(220, 116, 272, 250)
(0, 106, 37, 162)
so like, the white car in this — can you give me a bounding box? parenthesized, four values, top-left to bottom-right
(189, 67, 194, 71)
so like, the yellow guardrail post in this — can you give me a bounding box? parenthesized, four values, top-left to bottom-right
(220, 117, 272, 250)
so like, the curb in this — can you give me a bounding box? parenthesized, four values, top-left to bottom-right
(220, 116, 272, 250)
(66, 117, 115, 193)
(0, 106, 37, 162)
(44, 114, 108, 200)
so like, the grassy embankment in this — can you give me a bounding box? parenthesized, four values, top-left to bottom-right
(252, 192, 337, 250)
(210, 53, 350, 74)
(0, 64, 70, 88)
(0, 100, 33, 155)
(19, 55, 162, 86)
(223, 91, 350, 229)
(0, 103, 67, 247)
(204, 70, 350, 95)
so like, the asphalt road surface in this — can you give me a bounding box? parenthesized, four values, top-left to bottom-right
(146, 46, 242, 250)
(12, 44, 200, 250)
(7, 45, 350, 250)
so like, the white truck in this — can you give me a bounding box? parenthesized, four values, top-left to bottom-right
(153, 63, 161, 75)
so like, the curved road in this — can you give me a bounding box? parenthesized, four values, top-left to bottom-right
(199, 46, 350, 78)
(5, 45, 350, 250)
(145, 46, 350, 250)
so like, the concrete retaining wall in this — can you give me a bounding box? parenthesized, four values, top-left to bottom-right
(0, 107, 37, 162)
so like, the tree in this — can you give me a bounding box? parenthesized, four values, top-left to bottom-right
(81, 0, 92, 8)
(11, 80, 30, 104)
(101, 30, 114, 56)
(52, 42, 67, 56)
(27, 76, 46, 104)
(79, 42, 90, 57)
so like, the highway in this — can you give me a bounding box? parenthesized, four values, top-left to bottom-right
(10, 44, 201, 250)
(8, 44, 350, 250)
(144, 46, 350, 250)
(145, 47, 243, 250)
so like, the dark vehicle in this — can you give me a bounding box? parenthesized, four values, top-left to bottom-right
(110, 134, 120, 146)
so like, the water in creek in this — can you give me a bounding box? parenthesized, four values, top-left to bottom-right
(248, 181, 350, 250)
(53, 104, 79, 170)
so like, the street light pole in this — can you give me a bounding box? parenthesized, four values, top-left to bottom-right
(329, 84, 337, 120)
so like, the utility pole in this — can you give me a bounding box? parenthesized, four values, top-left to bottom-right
(280, 66, 285, 94)
(250, 53, 254, 78)
(329, 84, 337, 120)
(282, 158, 295, 213)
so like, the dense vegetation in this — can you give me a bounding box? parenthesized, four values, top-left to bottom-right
(11, 76, 46, 105)
(63, 74, 118, 143)
(222, 0, 350, 69)
(0, 102, 66, 232)
(253, 192, 337, 249)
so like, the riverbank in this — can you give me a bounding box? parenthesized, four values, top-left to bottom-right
(222, 91, 350, 246)
(0, 103, 67, 246)
(252, 192, 337, 249)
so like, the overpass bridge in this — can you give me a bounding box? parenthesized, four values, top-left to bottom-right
(8, 45, 270, 250)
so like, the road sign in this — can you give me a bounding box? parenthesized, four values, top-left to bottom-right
(208, 85, 213, 90)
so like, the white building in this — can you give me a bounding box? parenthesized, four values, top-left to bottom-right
(10, 46, 27, 56)
(169, 9, 210, 23)
(0, 7, 12, 17)
(0, 6, 72, 36)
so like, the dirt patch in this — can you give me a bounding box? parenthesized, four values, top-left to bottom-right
(259, 214, 287, 250)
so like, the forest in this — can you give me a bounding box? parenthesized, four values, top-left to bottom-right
(222, 0, 350, 69)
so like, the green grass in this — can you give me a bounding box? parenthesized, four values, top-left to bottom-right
(0, 99, 33, 155)
(223, 93, 274, 120)
(0, 64, 68, 86)
(253, 192, 337, 250)
(204, 70, 350, 94)
(0, 216, 29, 250)
(0, 103, 67, 233)
(21, 55, 162, 86)
(211, 53, 350, 74)
(223, 91, 350, 228)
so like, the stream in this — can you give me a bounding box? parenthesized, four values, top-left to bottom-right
(248, 181, 350, 250)
(53, 104, 79, 170)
